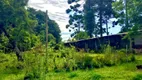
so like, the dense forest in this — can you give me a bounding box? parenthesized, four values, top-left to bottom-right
(0, 0, 142, 80)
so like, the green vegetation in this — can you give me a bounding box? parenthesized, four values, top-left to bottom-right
(0, 45, 141, 80)
(133, 74, 142, 80)
(74, 31, 90, 40)
(0, 0, 142, 80)
(0, 0, 61, 61)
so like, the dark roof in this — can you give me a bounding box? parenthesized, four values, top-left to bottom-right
(65, 32, 128, 44)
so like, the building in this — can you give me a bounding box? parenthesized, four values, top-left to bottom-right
(65, 32, 142, 51)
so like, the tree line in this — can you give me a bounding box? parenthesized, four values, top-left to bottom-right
(66, 0, 142, 40)
(0, 0, 61, 60)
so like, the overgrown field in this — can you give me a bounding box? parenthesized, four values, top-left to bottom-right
(0, 46, 142, 80)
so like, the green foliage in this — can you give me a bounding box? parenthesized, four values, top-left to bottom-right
(0, 45, 138, 80)
(113, 0, 142, 33)
(82, 54, 94, 69)
(133, 74, 142, 80)
(48, 34, 56, 47)
(0, 33, 9, 52)
(17, 31, 40, 51)
(0, 1, 61, 56)
(92, 45, 136, 67)
(28, 8, 61, 43)
(57, 46, 77, 72)
(66, 0, 83, 34)
(91, 73, 102, 80)
(0, 0, 39, 60)
(66, 0, 115, 37)
(66, 0, 86, 38)
(74, 31, 90, 40)
(23, 46, 46, 80)
(75, 54, 94, 69)
(68, 72, 78, 78)
(84, 0, 96, 37)
(92, 55, 105, 68)
(103, 45, 135, 65)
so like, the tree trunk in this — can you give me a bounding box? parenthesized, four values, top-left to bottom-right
(99, 1, 103, 37)
(1, 26, 23, 61)
(14, 41, 23, 61)
(106, 20, 109, 36)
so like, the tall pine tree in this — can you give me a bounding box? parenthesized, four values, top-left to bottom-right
(66, 0, 84, 37)
(84, 0, 96, 38)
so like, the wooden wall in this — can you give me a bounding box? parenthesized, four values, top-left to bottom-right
(64, 34, 131, 51)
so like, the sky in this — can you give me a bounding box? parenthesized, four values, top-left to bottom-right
(28, 0, 121, 41)
(28, 0, 72, 41)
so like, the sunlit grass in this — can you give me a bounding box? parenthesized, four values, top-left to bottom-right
(45, 60, 142, 80)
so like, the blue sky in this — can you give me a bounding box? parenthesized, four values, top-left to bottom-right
(28, 0, 121, 41)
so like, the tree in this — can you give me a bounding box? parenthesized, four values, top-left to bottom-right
(48, 20, 61, 43)
(66, 0, 115, 38)
(113, 0, 142, 34)
(66, 0, 84, 37)
(74, 31, 90, 40)
(84, 0, 96, 37)
(28, 8, 61, 43)
(0, 0, 38, 61)
(93, 0, 115, 37)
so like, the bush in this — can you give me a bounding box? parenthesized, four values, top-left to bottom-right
(82, 54, 94, 69)
(92, 55, 104, 68)
(133, 74, 142, 80)
(104, 53, 116, 66)
(56, 46, 77, 72)
(24, 72, 39, 80)
(116, 50, 136, 63)
(0, 53, 23, 75)
(75, 54, 94, 69)
(103, 45, 136, 66)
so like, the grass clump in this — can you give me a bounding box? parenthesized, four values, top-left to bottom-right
(91, 73, 102, 80)
(68, 72, 78, 78)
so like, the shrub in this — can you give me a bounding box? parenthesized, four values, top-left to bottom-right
(116, 50, 136, 63)
(23, 48, 47, 80)
(75, 54, 94, 69)
(0, 53, 23, 75)
(92, 55, 104, 68)
(133, 74, 142, 80)
(104, 54, 116, 66)
(82, 54, 94, 69)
